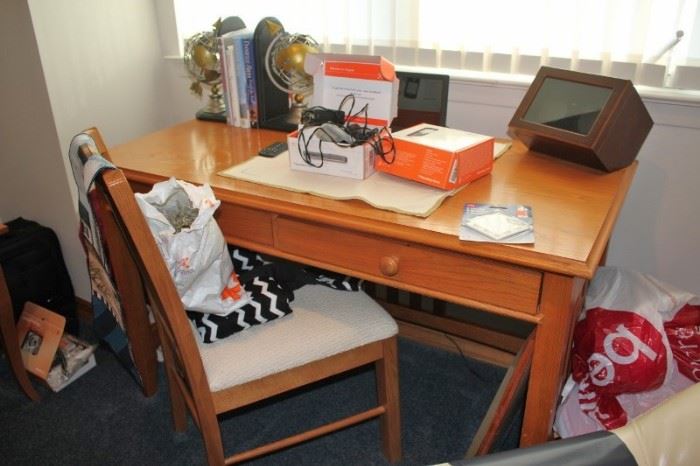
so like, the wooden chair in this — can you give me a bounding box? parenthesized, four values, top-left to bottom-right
(79, 128, 401, 465)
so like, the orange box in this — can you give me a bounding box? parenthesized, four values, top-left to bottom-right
(377, 124, 494, 189)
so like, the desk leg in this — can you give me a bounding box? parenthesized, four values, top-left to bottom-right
(520, 272, 585, 447)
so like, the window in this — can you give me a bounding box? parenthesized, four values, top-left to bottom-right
(170, 0, 700, 90)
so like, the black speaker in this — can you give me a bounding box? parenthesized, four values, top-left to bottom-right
(253, 18, 295, 132)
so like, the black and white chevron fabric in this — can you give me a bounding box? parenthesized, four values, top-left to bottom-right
(188, 247, 362, 343)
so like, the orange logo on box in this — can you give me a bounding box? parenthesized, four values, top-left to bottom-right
(325, 62, 384, 80)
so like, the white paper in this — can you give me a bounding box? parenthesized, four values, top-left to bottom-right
(464, 211, 532, 240)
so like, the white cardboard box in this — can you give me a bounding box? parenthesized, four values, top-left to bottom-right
(305, 53, 399, 128)
(287, 127, 376, 180)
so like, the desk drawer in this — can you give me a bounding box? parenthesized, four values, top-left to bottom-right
(217, 204, 274, 247)
(275, 217, 541, 315)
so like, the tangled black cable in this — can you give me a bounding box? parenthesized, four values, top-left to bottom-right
(296, 94, 396, 168)
(297, 124, 352, 168)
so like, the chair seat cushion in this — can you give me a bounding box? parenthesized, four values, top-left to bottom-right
(197, 285, 398, 391)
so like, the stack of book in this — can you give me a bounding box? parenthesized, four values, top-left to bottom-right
(219, 28, 259, 128)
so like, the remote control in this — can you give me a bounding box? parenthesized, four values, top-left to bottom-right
(258, 141, 287, 157)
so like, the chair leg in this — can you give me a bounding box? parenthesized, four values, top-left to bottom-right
(376, 337, 401, 462)
(201, 421, 226, 466)
(164, 364, 188, 432)
(0, 266, 39, 401)
(157, 333, 224, 466)
(0, 333, 40, 401)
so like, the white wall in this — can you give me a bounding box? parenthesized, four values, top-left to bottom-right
(0, 0, 198, 301)
(0, 0, 79, 293)
(608, 108, 700, 294)
(2, 0, 698, 304)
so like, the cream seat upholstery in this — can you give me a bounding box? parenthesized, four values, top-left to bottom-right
(199, 285, 398, 391)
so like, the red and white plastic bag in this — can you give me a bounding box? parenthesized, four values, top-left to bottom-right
(554, 267, 699, 437)
(135, 178, 250, 315)
(664, 302, 700, 382)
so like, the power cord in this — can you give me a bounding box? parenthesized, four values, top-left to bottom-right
(443, 333, 488, 383)
(297, 94, 396, 167)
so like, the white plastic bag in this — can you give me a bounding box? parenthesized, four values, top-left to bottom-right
(135, 178, 249, 315)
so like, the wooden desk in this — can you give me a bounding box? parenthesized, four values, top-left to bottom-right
(109, 120, 636, 447)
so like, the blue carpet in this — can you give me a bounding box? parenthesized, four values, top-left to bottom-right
(0, 338, 513, 465)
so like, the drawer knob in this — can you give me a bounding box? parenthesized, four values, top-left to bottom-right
(380, 256, 399, 276)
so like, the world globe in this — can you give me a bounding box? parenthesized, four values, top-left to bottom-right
(265, 32, 320, 125)
(184, 29, 226, 120)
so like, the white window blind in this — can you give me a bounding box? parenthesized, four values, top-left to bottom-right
(172, 0, 700, 90)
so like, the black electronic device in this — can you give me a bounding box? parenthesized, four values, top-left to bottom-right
(391, 71, 449, 131)
(253, 18, 296, 132)
(258, 141, 288, 157)
(301, 108, 345, 126)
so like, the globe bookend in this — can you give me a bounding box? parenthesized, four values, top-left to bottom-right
(184, 25, 227, 122)
(264, 30, 319, 128)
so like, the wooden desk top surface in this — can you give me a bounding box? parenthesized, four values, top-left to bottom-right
(109, 120, 636, 279)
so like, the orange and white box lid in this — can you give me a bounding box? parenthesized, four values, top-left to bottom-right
(305, 53, 398, 128)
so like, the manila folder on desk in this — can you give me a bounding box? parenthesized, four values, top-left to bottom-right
(218, 142, 510, 218)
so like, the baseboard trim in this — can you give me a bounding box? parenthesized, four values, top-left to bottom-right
(76, 296, 92, 323)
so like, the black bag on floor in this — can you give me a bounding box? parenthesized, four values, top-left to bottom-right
(0, 217, 78, 334)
